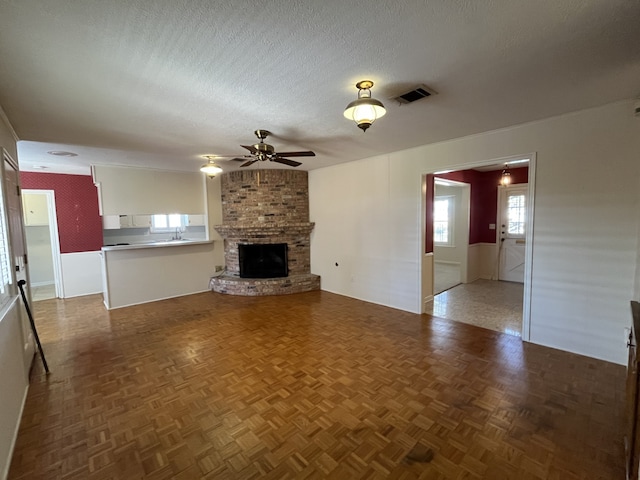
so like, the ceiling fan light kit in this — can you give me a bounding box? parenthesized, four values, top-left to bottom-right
(343, 80, 386, 132)
(237, 130, 315, 168)
(201, 130, 316, 170)
(200, 156, 224, 177)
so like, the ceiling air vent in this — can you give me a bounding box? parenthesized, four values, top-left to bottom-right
(393, 84, 437, 104)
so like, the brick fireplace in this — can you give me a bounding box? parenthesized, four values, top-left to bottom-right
(209, 169, 320, 296)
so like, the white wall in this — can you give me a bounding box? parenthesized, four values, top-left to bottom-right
(0, 108, 29, 480)
(310, 100, 640, 365)
(61, 251, 102, 298)
(309, 157, 394, 307)
(24, 226, 55, 285)
(467, 243, 498, 282)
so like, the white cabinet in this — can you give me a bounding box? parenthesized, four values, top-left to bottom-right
(119, 215, 133, 228)
(114, 215, 152, 228)
(102, 215, 120, 229)
(188, 214, 205, 226)
(23, 194, 49, 226)
(132, 215, 152, 227)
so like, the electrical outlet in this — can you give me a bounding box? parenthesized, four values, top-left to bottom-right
(215, 265, 223, 272)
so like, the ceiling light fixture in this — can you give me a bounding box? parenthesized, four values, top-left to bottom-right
(47, 150, 77, 157)
(343, 80, 386, 132)
(200, 156, 223, 177)
(500, 164, 512, 186)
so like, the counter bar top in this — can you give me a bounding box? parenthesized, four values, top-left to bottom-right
(101, 239, 213, 252)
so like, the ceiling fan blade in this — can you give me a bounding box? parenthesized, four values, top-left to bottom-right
(230, 157, 249, 162)
(273, 150, 315, 157)
(272, 157, 302, 167)
(240, 159, 259, 168)
(241, 145, 258, 154)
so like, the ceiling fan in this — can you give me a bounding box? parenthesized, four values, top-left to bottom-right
(223, 130, 316, 168)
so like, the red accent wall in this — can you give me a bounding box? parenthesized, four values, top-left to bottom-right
(20, 172, 103, 253)
(429, 166, 528, 246)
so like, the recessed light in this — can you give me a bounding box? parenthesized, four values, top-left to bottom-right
(47, 150, 77, 157)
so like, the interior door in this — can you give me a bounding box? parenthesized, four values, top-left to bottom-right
(4, 153, 34, 368)
(498, 184, 527, 283)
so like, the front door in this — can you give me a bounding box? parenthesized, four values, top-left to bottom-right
(498, 184, 527, 283)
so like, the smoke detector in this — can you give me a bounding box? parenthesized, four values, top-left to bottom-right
(392, 84, 437, 105)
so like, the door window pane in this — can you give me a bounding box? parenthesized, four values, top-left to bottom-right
(507, 194, 525, 236)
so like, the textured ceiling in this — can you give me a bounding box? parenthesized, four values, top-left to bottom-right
(1, 0, 639, 175)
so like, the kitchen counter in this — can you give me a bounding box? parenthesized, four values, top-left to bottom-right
(101, 240, 218, 309)
(101, 239, 212, 251)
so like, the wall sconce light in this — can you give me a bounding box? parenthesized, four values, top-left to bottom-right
(500, 164, 512, 186)
(200, 156, 223, 177)
(343, 80, 386, 132)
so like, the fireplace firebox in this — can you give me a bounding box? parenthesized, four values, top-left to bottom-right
(239, 243, 288, 278)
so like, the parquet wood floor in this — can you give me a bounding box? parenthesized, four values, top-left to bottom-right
(8, 291, 624, 479)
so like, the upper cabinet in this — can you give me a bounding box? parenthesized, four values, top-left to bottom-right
(131, 215, 152, 227)
(23, 193, 49, 226)
(188, 214, 205, 226)
(92, 165, 206, 216)
(103, 214, 201, 229)
(103, 215, 120, 229)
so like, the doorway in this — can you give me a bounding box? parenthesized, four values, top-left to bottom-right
(421, 154, 536, 340)
(22, 190, 63, 300)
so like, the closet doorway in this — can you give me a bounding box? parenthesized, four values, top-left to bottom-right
(23, 190, 63, 300)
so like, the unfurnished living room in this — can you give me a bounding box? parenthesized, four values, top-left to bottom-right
(1, 1, 640, 479)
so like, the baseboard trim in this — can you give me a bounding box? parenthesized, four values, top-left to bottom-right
(2, 383, 29, 480)
(434, 260, 461, 266)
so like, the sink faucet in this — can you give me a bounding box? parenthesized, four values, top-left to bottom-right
(171, 227, 182, 240)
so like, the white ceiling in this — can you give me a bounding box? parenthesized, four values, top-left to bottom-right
(0, 0, 639, 175)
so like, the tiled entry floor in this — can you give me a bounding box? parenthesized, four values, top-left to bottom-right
(433, 262, 461, 294)
(426, 279, 524, 336)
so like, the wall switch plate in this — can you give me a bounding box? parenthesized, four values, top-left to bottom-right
(489, 224, 496, 230)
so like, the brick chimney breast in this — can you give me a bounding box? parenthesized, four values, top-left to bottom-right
(211, 170, 320, 296)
